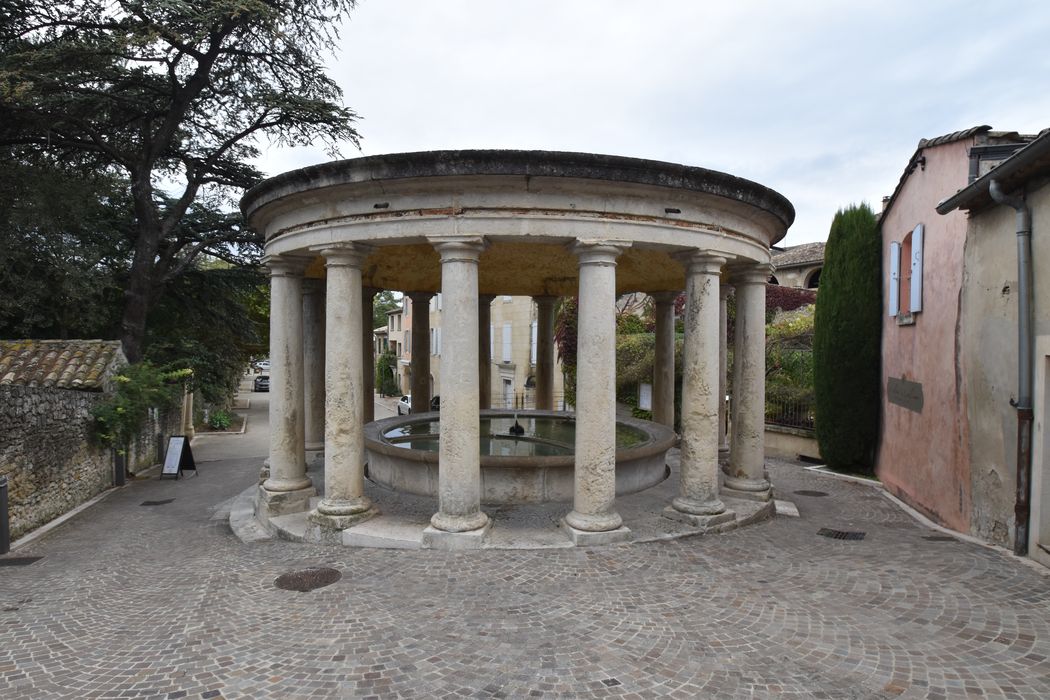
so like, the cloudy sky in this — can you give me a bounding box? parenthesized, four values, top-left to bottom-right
(254, 0, 1050, 246)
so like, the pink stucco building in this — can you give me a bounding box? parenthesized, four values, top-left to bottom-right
(877, 125, 1050, 560)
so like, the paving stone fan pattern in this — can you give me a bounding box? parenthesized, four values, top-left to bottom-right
(2, 458, 1050, 698)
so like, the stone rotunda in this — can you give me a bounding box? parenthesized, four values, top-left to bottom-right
(240, 150, 794, 548)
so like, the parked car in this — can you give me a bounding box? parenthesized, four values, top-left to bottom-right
(255, 359, 270, 372)
(397, 395, 440, 415)
(253, 375, 270, 392)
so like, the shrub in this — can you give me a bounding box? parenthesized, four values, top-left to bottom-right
(208, 409, 232, 430)
(813, 204, 881, 474)
(92, 362, 186, 450)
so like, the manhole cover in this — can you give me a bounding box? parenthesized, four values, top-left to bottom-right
(818, 528, 866, 541)
(794, 490, 829, 497)
(0, 557, 42, 567)
(923, 535, 956, 542)
(140, 499, 175, 506)
(274, 567, 341, 592)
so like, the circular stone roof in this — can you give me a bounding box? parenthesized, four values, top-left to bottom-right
(242, 150, 794, 295)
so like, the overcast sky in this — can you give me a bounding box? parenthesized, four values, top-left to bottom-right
(253, 0, 1050, 246)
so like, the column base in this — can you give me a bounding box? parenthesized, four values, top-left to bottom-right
(671, 496, 727, 516)
(422, 520, 491, 550)
(258, 460, 270, 484)
(722, 475, 773, 502)
(564, 509, 623, 533)
(430, 509, 490, 534)
(308, 506, 378, 532)
(560, 519, 632, 546)
(256, 483, 316, 518)
(663, 506, 736, 529)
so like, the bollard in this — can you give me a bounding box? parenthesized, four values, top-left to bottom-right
(0, 474, 9, 555)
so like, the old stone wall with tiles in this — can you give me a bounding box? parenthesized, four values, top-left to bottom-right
(0, 384, 180, 539)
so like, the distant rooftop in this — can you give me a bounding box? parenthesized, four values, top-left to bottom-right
(0, 340, 125, 391)
(772, 242, 825, 268)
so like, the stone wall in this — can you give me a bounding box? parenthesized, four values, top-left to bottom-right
(0, 384, 182, 540)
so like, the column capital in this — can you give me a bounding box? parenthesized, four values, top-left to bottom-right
(727, 262, 773, 285)
(313, 242, 369, 268)
(677, 252, 727, 277)
(533, 295, 558, 308)
(650, 291, 680, 306)
(429, 236, 487, 263)
(264, 254, 311, 277)
(302, 277, 325, 295)
(570, 240, 631, 266)
(407, 290, 435, 304)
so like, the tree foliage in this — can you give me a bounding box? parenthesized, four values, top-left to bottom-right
(373, 290, 401, 330)
(813, 204, 881, 473)
(1, 0, 360, 360)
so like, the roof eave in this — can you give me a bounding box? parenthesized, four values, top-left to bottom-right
(937, 129, 1050, 215)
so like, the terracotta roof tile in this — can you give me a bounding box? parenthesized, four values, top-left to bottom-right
(772, 242, 825, 268)
(0, 340, 126, 391)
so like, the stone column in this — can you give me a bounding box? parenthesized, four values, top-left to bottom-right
(564, 241, 630, 543)
(182, 383, 195, 440)
(303, 279, 326, 453)
(725, 264, 772, 500)
(479, 295, 494, 409)
(651, 291, 677, 428)
(309, 244, 376, 531)
(428, 238, 489, 538)
(409, 292, 433, 414)
(363, 287, 378, 423)
(534, 296, 557, 411)
(667, 254, 733, 526)
(260, 255, 315, 515)
(719, 286, 731, 454)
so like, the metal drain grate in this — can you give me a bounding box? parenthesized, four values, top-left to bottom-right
(923, 535, 956, 542)
(275, 567, 342, 592)
(140, 499, 175, 506)
(0, 557, 43, 567)
(794, 490, 829, 497)
(818, 528, 866, 541)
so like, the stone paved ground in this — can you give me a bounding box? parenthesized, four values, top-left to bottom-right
(2, 394, 1050, 698)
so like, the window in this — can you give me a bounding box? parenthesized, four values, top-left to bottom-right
(503, 295, 513, 303)
(490, 324, 494, 359)
(889, 224, 923, 320)
(502, 323, 512, 363)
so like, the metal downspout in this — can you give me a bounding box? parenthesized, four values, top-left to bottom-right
(989, 179, 1034, 556)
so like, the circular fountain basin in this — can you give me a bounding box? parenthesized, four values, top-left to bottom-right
(364, 410, 676, 504)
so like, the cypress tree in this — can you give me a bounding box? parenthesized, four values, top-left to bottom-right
(813, 204, 881, 473)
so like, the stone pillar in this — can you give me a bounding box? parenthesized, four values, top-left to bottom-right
(428, 238, 489, 538)
(363, 287, 378, 423)
(725, 264, 772, 500)
(667, 254, 733, 526)
(534, 296, 557, 411)
(182, 383, 195, 440)
(718, 285, 731, 454)
(479, 295, 494, 409)
(563, 241, 630, 543)
(260, 256, 315, 515)
(303, 279, 326, 453)
(309, 244, 376, 530)
(409, 292, 433, 414)
(651, 292, 677, 428)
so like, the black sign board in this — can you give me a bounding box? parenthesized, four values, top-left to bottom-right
(161, 436, 197, 479)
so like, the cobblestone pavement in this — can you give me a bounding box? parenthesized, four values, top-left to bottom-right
(2, 405, 1050, 698)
